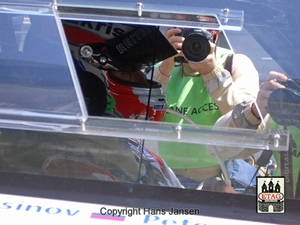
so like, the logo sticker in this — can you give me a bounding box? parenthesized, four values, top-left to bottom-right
(90, 212, 126, 221)
(257, 177, 285, 213)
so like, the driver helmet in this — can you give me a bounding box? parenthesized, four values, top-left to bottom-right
(62, 20, 177, 121)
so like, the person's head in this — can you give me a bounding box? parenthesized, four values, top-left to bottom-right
(103, 69, 167, 121)
(62, 20, 177, 121)
(174, 28, 220, 64)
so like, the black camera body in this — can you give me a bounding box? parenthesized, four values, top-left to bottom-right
(175, 28, 213, 63)
(268, 78, 300, 128)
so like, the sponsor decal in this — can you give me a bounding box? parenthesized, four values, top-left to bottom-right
(256, 177, 285, 213)
(197, 15, 218, 23)
(169, 103, 219, 116)
(0, 201, 80, 216)
(63, 20, 134, 40)
(106, 97, 116, 113)
(153, 104, 166, 110)
(0, 194, 282, 224)
(90, 212, 126, 221)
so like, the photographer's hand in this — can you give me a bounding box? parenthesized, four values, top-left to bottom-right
(159, 28, 184, 77)
(252, 71, 287, 119)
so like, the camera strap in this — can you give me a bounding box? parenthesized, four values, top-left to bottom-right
(223, 53, 234, 74)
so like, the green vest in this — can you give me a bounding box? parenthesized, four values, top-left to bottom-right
(271, 121, 300, 198)
(158, 47, 232, 169)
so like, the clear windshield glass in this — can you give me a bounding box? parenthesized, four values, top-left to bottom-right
(0, 3, 87, 123)
(0, 1, 299, 222)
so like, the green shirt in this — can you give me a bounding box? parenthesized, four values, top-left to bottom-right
(158, 48, 232, 169)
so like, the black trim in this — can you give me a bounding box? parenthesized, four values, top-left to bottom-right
(108, 70, 162, 88)
(224, 53, 234, 74)
(0, 172, 299, 224)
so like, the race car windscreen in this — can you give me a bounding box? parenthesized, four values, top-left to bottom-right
(0, 2, 299, 217)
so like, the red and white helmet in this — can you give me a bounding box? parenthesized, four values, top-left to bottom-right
(63, 20, 177, 121)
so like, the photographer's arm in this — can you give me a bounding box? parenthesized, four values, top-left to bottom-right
(206, 107, 265, 160)
(201, 53, 260, 115)
(146, 28, 183, 92)
(207, 71, 287, 160)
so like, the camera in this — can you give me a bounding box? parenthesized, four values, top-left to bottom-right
(175, 28, 213, 63)
(268, 78, 300, 128)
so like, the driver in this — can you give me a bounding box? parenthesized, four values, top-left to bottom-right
(41, 20, 183, 188)
(63, 20, 177, 121)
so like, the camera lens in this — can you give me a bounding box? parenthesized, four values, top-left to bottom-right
(268, 88, 300, 128)
(182, 33, 211, 63)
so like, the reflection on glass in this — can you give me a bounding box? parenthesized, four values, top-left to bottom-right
(62, 20, 176, 121)
(11, 15, 31, 52)
(0, 128, 182, 187)
(0, 13, 82, 121)
(0, 1, 299, 204)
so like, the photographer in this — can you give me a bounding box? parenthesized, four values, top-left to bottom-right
(209, 71, 300, 198)
(148, 28, 259, 188)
